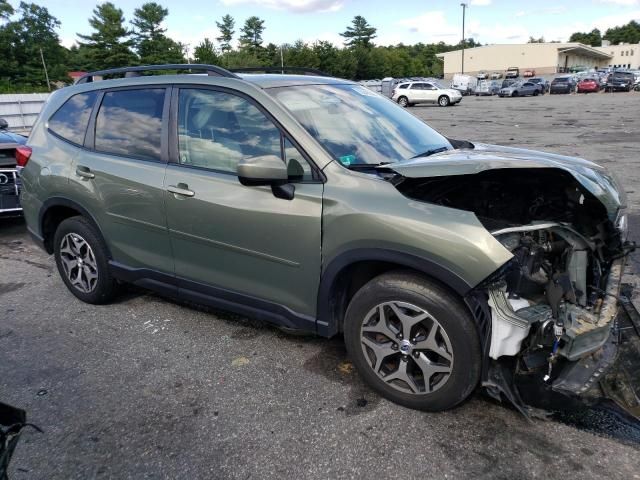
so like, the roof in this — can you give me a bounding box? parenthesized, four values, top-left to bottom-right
(66, 72, 352, 92)
(436, 42, 613, 60)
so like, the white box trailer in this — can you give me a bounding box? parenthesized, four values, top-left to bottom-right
(451, 74, 477, 95)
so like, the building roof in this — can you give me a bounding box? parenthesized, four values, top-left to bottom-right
(436, 42, 612, 60)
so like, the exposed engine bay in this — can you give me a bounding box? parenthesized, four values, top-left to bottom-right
(396, 166, 638, 416)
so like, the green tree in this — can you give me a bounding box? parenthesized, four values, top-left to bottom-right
(527, 36, 545, 43)
(340, 16, 377, 48)
(0, 0, 14, 21)
(194, 38, 219, 64)
(239, 16, 265, 53)
(603, 21, 640, 45)
(0, 2, 69, 90)
(569, 28, 602, 47)
(216, 14, 235, 53)
(77, 2, 135, 70)
(131, 2, 184, 65)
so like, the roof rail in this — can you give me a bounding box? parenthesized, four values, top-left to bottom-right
(230, 66, 330, 77)
(75, 64, 240, 84)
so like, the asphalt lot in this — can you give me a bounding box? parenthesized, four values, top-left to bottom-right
(2, 90, 640, 480)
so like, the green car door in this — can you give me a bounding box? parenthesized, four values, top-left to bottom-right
(164, 87, 323, 321)
(66, 87, 174, 275)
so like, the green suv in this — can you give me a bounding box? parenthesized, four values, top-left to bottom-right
(20, 65, 633, 414)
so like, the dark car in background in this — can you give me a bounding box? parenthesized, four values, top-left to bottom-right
(606, 71, 634, 92)
(550, 76, 576, 94)
(0, 118, 27, 217)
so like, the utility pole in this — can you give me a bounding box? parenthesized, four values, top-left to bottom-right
(39, 47, 51, 91)
(460, 3, 467, 74)
(280, 45, 284, 74)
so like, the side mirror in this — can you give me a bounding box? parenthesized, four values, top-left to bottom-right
(0, 118, 8, 130)
(237, 154, 295, 200)
(237, 154, 288, 186)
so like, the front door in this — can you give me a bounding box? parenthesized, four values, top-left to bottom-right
(164, 87, 323, 323)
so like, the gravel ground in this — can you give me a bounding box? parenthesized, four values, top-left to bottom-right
(2, 90, 640, 480)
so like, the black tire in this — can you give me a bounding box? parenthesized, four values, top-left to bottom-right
(438, 95, 450, 107)
(344, 271, 482, 411)
(397, 96, 409, 108)
(53, 216, 118, 304)
(512, 91, 518, 97)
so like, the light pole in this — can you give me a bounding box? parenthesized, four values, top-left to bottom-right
(460, 3, 467, 74)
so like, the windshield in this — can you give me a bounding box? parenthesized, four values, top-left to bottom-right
(270, 84, 452, 166)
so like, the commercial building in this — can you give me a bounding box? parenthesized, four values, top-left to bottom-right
(600, 41, 640, 70)
(436, 42, 614, 79)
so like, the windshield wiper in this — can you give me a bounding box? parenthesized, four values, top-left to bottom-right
(410, 146, 450, 159)
(343, 161, 392, 170)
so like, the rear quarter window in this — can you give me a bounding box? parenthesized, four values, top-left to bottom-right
(48, 91, 99, 146)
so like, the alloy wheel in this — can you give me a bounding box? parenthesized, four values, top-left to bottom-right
(359, 301, 454, 395)
(59, 233, 99, 293)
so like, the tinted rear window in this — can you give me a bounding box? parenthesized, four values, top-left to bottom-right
(553, 78, 569, 83)
(95, 89, 165, 161)
(49, 91, 98, 146)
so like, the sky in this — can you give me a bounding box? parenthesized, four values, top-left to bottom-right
(28, 0, 640, 51)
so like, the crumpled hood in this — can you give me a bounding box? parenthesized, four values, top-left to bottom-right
(389, 143, 626, 219)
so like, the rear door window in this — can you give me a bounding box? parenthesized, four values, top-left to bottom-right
(94, 88, 165, 161)
(48, 91, 99, 146)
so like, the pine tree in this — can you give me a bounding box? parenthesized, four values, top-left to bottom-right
(131, 2, 184, 65)
(216, 14, 235, 53)
(340, 16, 377, 49)
(77, 2, 135, 70)
(239, 16, 265, 53)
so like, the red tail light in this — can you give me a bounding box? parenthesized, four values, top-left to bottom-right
(15, 146, 32, 167)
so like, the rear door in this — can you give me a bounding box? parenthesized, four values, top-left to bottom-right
(163, 86, 323, 323)
(67, 86, 174, 280)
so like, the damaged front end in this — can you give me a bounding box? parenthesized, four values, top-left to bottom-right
(391, 144, 638, 418)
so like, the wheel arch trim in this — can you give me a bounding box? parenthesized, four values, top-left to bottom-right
(317, 248, 473, 337)
(38, 196, 109, 256)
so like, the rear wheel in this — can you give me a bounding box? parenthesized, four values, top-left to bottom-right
(438, 95, 450, 107)
(344, 271, 482, 411)
(533, 90, 539, 96)
(397, 96, 409, 108)
(53, 216, 118, 304)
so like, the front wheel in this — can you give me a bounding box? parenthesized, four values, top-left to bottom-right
(54, 216, 119, 304)
(512, 91, 518, 97)
(344, 271, 482, 411)
(438, 95, 450, 107)
(533, 90, 539, 96)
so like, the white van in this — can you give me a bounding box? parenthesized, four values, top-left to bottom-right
(451, 74, 477, 95)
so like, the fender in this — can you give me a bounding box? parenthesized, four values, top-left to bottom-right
(316, 248, 473, 337)
(38, 196, 109, 256)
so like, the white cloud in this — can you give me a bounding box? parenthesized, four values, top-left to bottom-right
(219, 0, 345, 13)
(470, 0, 492, 5)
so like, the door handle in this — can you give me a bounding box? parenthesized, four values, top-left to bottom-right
(167, 184, 195, 197)
(75, 166, 95, 179)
